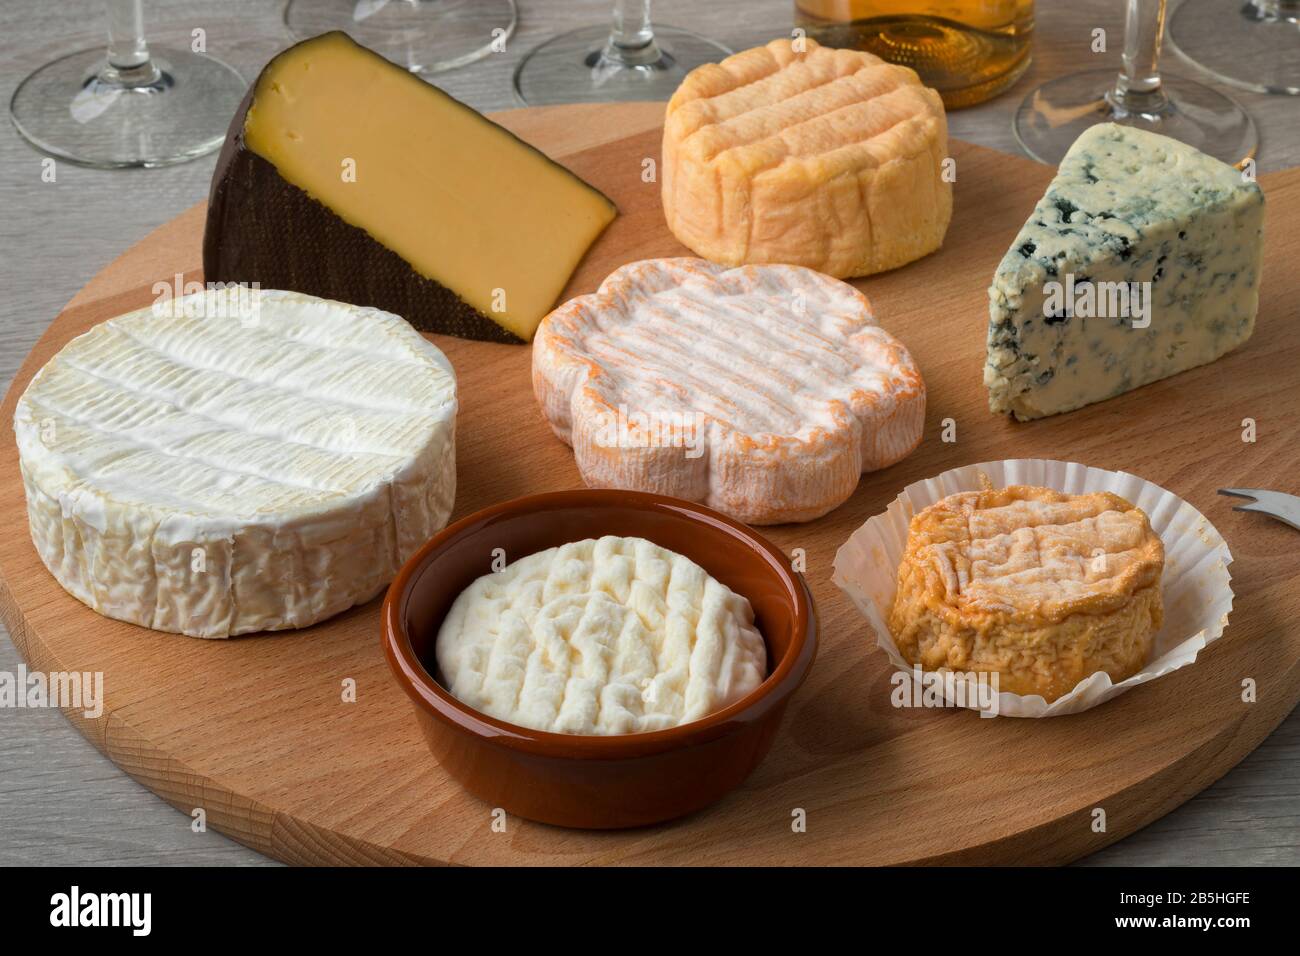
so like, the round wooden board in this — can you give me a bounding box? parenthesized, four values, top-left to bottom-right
(3, 103, 1298, 866)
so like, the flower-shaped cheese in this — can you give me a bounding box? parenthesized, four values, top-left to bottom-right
(532, 258, 926, 524)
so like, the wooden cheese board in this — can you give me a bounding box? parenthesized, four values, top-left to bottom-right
(2, 102, 1298, 866)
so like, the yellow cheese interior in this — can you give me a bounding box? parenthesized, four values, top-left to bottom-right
(243, 32, 616, 340)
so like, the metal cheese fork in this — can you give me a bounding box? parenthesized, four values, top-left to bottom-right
(1218, 488, 1300, 531)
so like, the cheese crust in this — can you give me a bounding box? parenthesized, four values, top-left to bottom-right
(532, 258, 926, 525)
(887, 484, 1164, 701)
(662, 38, 952, 278)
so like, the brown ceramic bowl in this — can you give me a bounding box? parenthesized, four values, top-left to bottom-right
(382, 489, 817, 829)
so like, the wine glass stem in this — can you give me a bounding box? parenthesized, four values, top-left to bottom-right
(1249, 0, 1300, 20)
(1111, 0, 1168, 114)
(102, 0, 160, 88)
(606, 0, 662, 66)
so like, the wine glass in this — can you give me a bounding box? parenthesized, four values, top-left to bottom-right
(284, 0, 518, 74)
(1013, 0, 1257, 167)
(9, 0, 247, 169)
(513, 0, 733, 105)
(1167, 0, 1300, 96)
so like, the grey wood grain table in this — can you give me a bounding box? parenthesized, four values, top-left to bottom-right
(1, 0, 1296, 868)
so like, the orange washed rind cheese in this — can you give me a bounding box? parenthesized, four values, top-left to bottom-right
(533, 258, 925, 525)
(888, 484, 1165, 702)
(662, 38, 952, 278)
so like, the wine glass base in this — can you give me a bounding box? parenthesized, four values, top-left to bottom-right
(9, 47, 247, 169)
(284, 0, 518, 74)
(1013, 68, 1258, 167)
(513, 24, 732, 106)
(1168, 0, 1300, 96)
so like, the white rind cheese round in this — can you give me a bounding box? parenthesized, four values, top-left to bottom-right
(13, 288, 457, 638)
(435, 536, 767, 735)
(533, 258, 926, 525)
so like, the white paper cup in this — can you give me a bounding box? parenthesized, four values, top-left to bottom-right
(831, 459, 1234, 717)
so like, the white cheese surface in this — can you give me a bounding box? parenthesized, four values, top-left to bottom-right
(14, 288, 457, 637)
(435, 536, 768, 735)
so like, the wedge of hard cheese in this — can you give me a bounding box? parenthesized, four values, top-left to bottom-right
(985, 124, 1265, 420)
(204, 32, 617, 343)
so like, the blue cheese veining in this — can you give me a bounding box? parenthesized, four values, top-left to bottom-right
(985, 124, 1265, 421)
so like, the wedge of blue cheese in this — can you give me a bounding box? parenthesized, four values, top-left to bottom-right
(985, 124, 1264, 420)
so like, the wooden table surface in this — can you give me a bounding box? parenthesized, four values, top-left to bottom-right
(0, 0, 1295, 867)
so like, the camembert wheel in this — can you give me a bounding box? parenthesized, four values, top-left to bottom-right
(14, 289, 458, 638)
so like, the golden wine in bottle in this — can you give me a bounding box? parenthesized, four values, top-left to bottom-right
(793, 0, 1034, 108)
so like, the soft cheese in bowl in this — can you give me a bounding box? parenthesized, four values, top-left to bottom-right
(382, 490, 817, 828)
(436, 536, 767, 735)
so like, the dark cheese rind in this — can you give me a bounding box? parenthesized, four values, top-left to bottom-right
(203, 84, 523, 344)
